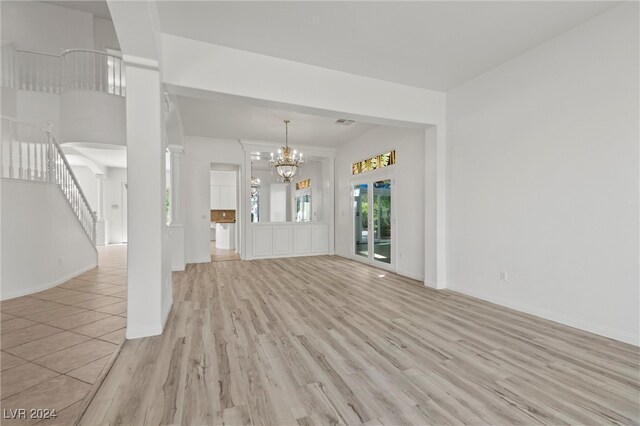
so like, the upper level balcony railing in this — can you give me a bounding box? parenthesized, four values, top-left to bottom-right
(1, 44, 125, 96)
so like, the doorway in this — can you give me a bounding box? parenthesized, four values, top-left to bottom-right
(352, 175, 394, 269)
(210, 164, 241, 262)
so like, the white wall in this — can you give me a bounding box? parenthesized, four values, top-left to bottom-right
(446, 2, 639, 345)
(60, 90, 126, 146)
(16, 91, 59, 131)
(70, 165, 128, 245)
(71, 165, 99, 213)
(94, 17, 120, 52)
(336, 126, 426, 281)
(183, 137, 244, 263)
(105, 167, 127, 244)
(0, 1, 94, 54)
(1, 180, 98, 299)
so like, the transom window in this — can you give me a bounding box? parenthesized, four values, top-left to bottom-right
(352, 150, 396, 175)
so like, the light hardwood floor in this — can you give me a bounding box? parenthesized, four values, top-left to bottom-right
(81, 256, 639, 425)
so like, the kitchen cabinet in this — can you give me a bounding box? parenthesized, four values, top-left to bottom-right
(210, 185, 236, 209)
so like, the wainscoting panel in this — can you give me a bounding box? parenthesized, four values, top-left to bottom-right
(251, 222, 329, 259)
(252, 227, 272, 256)
(312, 224, 330, 253)
(293, 226, 311, 254)
(272, 227, 292, 256)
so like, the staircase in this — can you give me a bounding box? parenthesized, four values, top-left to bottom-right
(1, 117, 97, 245)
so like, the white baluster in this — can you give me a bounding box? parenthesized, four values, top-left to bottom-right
(8, 121, 13, 178)
(27, 139, 32, 180)
(18, 128, 23, 179)
(118, 59, 122, 95)
(40, 138, 44, 180)
(0, 123, 4, 178)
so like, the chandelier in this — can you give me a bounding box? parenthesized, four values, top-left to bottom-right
(270, 120, 304, 183)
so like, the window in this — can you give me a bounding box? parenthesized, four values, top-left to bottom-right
(352, 150, 396, 175)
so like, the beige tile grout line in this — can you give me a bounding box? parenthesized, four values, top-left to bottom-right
(71, 340, 125, 426)
(1, 329, 125, 400)
(1, 246, 127, 421)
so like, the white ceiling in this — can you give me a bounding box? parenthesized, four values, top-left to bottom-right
(41, 1, 112, 20)
(156, 1, 619, 91)
(177, 96, 378, 147)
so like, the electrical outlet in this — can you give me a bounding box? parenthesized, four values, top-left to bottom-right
(58, 258, 62, 266)
(500, 271, 508, 282)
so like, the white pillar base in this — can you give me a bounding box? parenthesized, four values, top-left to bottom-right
(95, 219, 107, 246)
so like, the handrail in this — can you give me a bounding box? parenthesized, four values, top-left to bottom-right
(16, 48, 122, 61)
(51, 134, 98, 224)
(61, 48, 122, 59)
(0, 117, 97, 245)
(15, 49, 60, 58)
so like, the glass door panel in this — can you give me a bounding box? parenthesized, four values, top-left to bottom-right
(352, 177, 393, 268)
(372, 179, 392, 264)
(353, 183, 369, 258)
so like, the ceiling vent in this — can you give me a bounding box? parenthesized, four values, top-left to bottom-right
(335, 118, 355, 126)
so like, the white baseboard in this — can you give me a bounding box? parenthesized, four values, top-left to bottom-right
(251, 251, 330, 260)
(1, 262, 97, 300)
(447, 283, 639, 347)
(162, 295, 173, 329)
(399, 270, 425, 282)
(424, 279, 439, 289)
(334, 254, 427, 283)
(126, 324, 164, 340)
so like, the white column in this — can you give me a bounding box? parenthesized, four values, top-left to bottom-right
(167, 144, 186, 272)
(95, 174, 107, 246)
(96, 174, 105, 220)
(168, 145, 184, 225)
(124, 56, 172, 339)
(424, 126, 446, 290)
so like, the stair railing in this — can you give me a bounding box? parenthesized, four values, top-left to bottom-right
(2, 48, 124, 97)
(1, 117, 97, 245)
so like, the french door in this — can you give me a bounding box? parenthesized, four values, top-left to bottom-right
(352, 175, 394, 270)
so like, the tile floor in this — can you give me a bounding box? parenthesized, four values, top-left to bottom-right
(0, 244, 127, 425)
